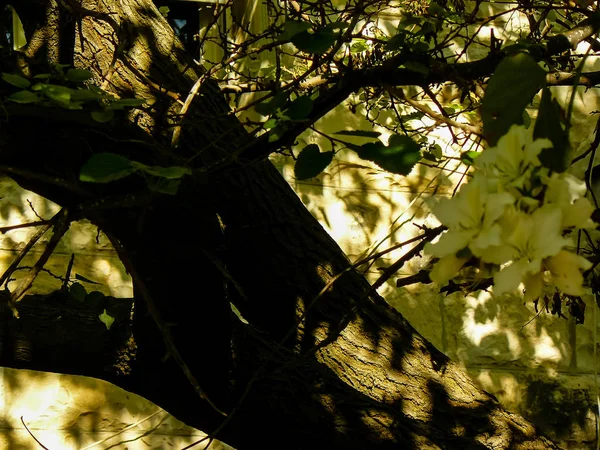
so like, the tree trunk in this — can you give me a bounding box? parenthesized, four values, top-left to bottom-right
(1, 1, 560, 448)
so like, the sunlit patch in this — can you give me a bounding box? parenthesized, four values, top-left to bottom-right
(462, 292, 501, 346)
(533, 329, 562, 363)
(461, 291, 522, 358)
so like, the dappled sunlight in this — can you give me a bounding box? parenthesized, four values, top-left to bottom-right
(0, 177, 133, 297)
(0, 367, 228, 449)
(533, 328, 563, 364)
(462, 292, 521, 358)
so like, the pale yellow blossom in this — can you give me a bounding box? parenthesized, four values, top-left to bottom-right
(545, 250, 592, 296)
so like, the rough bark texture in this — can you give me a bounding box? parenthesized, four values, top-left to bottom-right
(0, 1, 561, 448)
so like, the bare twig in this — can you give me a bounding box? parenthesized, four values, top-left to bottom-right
(0, 220, 52, 234)
(302, 225, 445, 358)
(62, 253, 75, 290)
(21, 416, 50, 450)
(10, 208, 71, 304)
(385, 85, 483, 136)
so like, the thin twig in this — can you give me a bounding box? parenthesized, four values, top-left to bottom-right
(21, 416, 50, 450)
(385, 85, 482, 136)
(302, 225, 445, 358)
(11, 208, 71, 304)
(0, 220, 52, 234)
(62, 253, 75, 290)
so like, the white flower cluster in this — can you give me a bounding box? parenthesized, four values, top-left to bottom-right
(426, 125, 595, 301)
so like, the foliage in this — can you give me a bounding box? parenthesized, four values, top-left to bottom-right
(4, 0, 600, 323)
(1, 65, 144, 121)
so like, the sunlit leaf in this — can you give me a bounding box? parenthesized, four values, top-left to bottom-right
(294, 144, 334, 179)
(1, 73, 30, 88)
(42, 84, 72, 107)
(350, 39, 368, 53)
(267, 123, 289, 142)
(80, 152, 134, 183)
(263, 118, 278, 129)
(159, 5, 170, 17)
(99, 309, 115, 330)
(481, 53, 546, 145)
(460, 150, 480, 165)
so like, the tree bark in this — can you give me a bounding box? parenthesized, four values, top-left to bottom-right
(0, 1, 561, 448)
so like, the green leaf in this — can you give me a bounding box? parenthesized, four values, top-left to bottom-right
(255, 92, 288, 116)
(411, 41, 430, 53)
(324, 21, 350, 31)
(291, 29, 337, 54)
(75, 273, 101, 285)
(534, 87, 570, 172)
(70, 88, 105, 101)
(42, 84, 72, 107)
(423, 144, 443, 162)
(159, 5, 170, 17)
(386, 33, 406, 51)
(1, 73, 30, 88)
(428, 2, 447, 17)
(279, 20, 312, 41)
(350, 39, 368, 53)
(91, 109, 115, 123)
(430, 144, 443, 159)
(86, 291, 106, 304)
(130, 161, 192, 179)
(80, 152, 134, 183)
(460, 150, 480, 165)
(481, 53, 546, 145)
(355, 135, 421, 175)
(69, 283, 87, 302)
(98, 309, 115, 330)
(108, 98, 145, 110)
(145, 177, 182, 195)
(294, 144, 334, 180)
(263, 118, 278, 129)
(267, 123, 289, 143)
(66, 68, 94, 82)
(281, 96, 313, 121)
(7, 90, 39, 104)
(335, 130, 381, 138)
